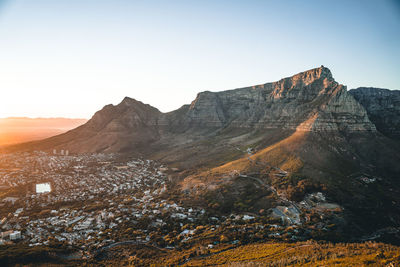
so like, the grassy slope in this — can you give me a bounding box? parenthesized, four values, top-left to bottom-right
(180, 129, 308, 192)
(88, 240, 400, 266)
(3, 240, 399, 266)
(181, 241, 400, 266)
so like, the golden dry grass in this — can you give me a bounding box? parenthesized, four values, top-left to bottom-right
(180, 129, 307, 192)
(180, 241, 400, 266)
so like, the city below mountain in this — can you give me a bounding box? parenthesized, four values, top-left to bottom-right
(1, 66, 400, 266)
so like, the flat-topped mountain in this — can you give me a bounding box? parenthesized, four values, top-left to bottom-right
(6, 66, 400, 183)
(11, 66, 380, 155)
(170, 66, 375, 132)
(5, 66, 400, 243)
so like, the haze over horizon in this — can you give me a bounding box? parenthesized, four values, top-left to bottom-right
(0, 0, 399, 118)
(0, 117, 87, 145)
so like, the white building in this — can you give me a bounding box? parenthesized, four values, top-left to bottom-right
(10, 231, 21, 240)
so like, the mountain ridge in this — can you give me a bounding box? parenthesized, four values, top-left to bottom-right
(5, 66, 400, 187)
(4, 67, 398, 168)
(20, 68, 399, 168)
(3, 66, 400, 243)
(160, 66, 375, 132)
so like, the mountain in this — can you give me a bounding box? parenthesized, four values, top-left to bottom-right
(6, 66, 400, 241)
(350, 87, 400, 140)
(0, 117, 87, 146)
(7, 66, 376, 154)
(174, 66, 374, 132)
(7, 67, 399, 175)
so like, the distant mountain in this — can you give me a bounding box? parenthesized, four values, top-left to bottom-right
(350, 87, 400, 140)
(0, 117, 87, 146)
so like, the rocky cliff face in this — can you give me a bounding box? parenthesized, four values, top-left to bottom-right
(350, 87, 400, 139)
(173, 66, 375, 132)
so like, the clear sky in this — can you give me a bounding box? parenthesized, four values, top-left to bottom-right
(0, 0, 399, 118)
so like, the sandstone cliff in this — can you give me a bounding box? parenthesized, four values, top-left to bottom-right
(160, 66, 375, 132)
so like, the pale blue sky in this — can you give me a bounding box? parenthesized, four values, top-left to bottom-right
(0, 0, 399, 118)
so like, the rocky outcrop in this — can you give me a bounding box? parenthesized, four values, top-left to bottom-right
(350, 87, 400, 139)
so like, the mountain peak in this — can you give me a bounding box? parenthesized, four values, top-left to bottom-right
(118, 97, 161, 114)
(318, 65, 332, 75)
(120, 96, 139, 105)
(288, 65, 334, 85)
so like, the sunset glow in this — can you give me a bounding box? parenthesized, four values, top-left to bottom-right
(0, 1, 399, 265)
(0, 0, 399, 118)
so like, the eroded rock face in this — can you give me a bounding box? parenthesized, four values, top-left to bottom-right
(178, 66, 375, 132)
(349, 87, 400, 139)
